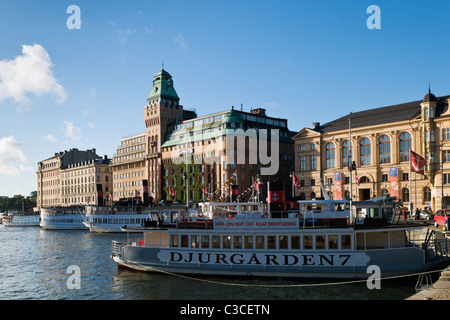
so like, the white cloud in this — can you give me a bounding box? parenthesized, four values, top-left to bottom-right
(63, 121, 81, 141)
(87, 122, 96, 128)
(0, 136, 32, 176)
(173, 33, 188, 50)
(41, 134, 57, 143)
(0, 44, 67, 105)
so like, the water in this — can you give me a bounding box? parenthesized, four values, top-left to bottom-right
(0, 225, 422, 300)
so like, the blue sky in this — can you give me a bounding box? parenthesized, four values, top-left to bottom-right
(1, 0, 450, 197)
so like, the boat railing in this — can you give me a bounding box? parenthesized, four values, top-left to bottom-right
(111, 240, 124, 258)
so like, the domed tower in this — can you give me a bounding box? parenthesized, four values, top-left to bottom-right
(144, 67, 184, 201)
(420, 86, 437, 175)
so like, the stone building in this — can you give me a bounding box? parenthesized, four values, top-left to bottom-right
(36, 148, 112, 207)
(292, 89, 450, 212)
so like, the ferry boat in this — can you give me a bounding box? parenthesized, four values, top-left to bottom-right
(40, 207, 87, 230)
(2, 211, 40, 227)
(82, 205, 188, 233)
(111, 197, 450, 279)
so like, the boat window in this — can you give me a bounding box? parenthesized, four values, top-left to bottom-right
(244, 236, 253, 249)
(341, 235, 352, 249)
(328, 235, 338, 249)
(201, 235, 210, 248)
(255, 236, 265, 249)
(212, 235, 220, 249)
(303, 235, 313, 249)
(222, 235, 232, 249)
(191, 235, 199, 248)
(291, 236, 300, 249)
(170, 234, 179, 247)
(279, 236, 288, 250)
(180, 235, 189, 248)
(267, 236, 276, 249)
(316, 235, 326, 249)
(233, 236, 242, 249)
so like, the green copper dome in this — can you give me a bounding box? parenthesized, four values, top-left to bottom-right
(221, 106, 244, 124)
(147, 68, 179, 102)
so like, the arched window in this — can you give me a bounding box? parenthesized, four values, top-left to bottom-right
(342, 140, 351, 168)
(402, 188, 409, 203)
(423, 187, 431, 202)
(359, 176, 370, 183)
(379, 135, 391, 164)
(399, 132, 411, 162)
(326, 143, 335, 169)
(311, 192, 316, 199)
(424, 107, 429, 119)
(360, 138, 371, 165)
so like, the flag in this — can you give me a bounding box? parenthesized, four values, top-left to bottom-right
(170, 188, 175, 197)
(334, 172, 342, 200)
(411, 151, 425, 174)
(293, 174, 301, 188)
(355, 169, 359, 185)
(390, 167, 398, 200)
(135, 190, 140, 197)
(203, 186, 208, 194)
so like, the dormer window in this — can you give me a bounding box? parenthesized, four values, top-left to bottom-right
(424, 107, 429, 119)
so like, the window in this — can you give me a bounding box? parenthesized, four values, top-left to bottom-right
(244, 236, 253, 249)
(402, 188, 409, 203)
(443, 128, 450, 141)
(191, 235, 199, 248)
(300, 156, 306, 171)
(255, 236, 265, 249)
(267, 236, 276, 249)
(233, 236, 242, 249)
(326, 143, 335, 168)
(310, 155, 317, 171)
(360, 138, 371, 165)
(444, 150, 450, 163)
(201, 235, 210, 248)
(316, 235, 326, 249)
(212, 235, 220, 248)
(328, 235, 338, 249)
(171, 234, 179, 247)
(342, 140, 351, 167)
(379, 135, 391, 164)
(300, 145, 306, 151)
(180, 235, 189, 248)
(279, 236, 288, 250)
(291, 236, 300, 249)
(423, 187, 431, 202)
(222, 235, 232, 249)
(399, 132, 411, 162)
(303, 235, 313, 249)
(341, 235, 352, 249)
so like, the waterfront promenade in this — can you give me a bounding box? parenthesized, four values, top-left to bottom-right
(406, 267, 450, 300)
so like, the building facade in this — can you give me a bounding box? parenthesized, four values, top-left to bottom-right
(37, 148, 112, 207)
(293, 89, 450, 212)
(111, 133, 147, 202)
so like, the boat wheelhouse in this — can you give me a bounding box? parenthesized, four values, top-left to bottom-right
(112, 198, 450, 279)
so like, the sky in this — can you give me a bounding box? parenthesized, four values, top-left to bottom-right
(1, 0, 450, 197)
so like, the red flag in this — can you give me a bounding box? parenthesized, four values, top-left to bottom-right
(411, 151, 425, 174)
(355, 169, 359, 185)
(293, 174, 301, 188)
(203, 186, 208, 194)
(170, 188, 175, 197)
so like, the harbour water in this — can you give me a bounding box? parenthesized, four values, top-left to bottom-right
(0, 225, 433, 300)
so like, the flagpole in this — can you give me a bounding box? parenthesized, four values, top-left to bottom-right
(348, 118, 353, 225)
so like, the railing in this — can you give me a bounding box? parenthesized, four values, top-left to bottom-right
(112, 241, 124, 258)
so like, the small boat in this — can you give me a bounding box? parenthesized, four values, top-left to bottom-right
(82, 205, 188, 233)
(40, 207, 87, 230)
(111, 197, 450, 279)
(2, 211, 40, 227)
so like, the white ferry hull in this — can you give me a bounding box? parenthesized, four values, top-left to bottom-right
(40, 208, 87, 230)
(113, 245, 448, 279)
(83, 221, 144, 233)
(113, 247, 448, 279)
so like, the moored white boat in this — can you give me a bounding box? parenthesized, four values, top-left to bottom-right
(83, 205, 188, 233)
(40, 207, 87, 230)
(2, 212, 40, 227)
(112, 197, 450, 279)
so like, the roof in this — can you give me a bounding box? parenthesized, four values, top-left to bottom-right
(317, 95, 449, 133)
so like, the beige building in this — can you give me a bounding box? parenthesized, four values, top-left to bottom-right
(37, 148, 112, 207)
(293, 89, 450, 212)
(111, 133, 147, 202)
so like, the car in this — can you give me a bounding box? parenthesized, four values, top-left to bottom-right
(418, 210, 433, 220)
(434, 209, 450, 231)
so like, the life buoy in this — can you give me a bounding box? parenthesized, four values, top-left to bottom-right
(295, 212, 303, 219)
(198, 211, 204, 218)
